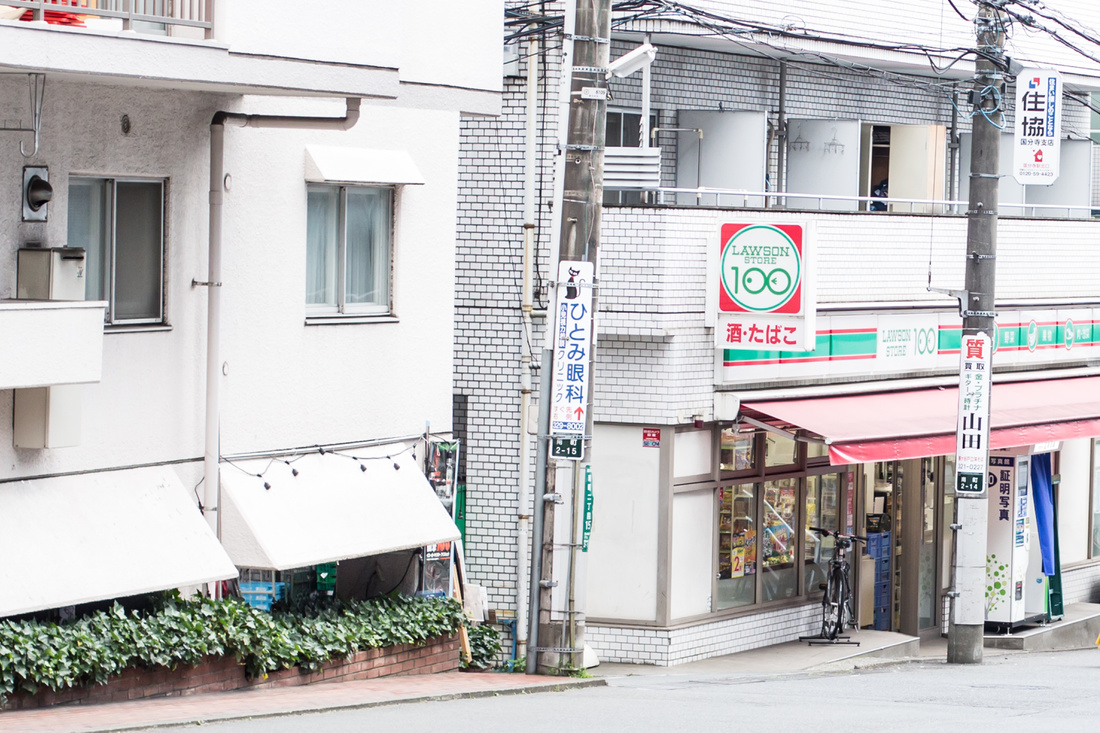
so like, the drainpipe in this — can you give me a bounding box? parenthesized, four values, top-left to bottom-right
(202, 98, 361, 543)
(516, 35, 539, 661)
(776, 61, 787, 208)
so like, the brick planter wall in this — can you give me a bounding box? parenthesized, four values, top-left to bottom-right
(3, 634, 458, 711)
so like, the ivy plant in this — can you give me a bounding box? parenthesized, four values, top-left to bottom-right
(0, 593, 465, 703)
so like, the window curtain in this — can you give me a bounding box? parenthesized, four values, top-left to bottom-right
(1030, 453, 1057, 576)
(345, 188, 391, 306)
(306, 187, 338, 306)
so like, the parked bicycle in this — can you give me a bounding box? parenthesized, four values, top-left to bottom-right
(809, 527, 867, 640)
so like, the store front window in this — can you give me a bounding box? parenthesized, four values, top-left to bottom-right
(720, 428, 756, 473)
(762, 477, 799, 601)
(804, 473, 841, 594)
(717, 483, 756, 609)
(704, 427, 852, 616)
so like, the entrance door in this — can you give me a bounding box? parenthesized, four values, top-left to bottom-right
(866, 458, 941, 637)
(899, 458, 940, 637)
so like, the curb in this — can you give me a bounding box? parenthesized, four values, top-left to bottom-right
(103, 677, 608, 733)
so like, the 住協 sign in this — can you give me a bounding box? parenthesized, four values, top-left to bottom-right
(716, 223, 815, 351)
(1013, 68, 1063, 185)
(955, 333, 993, 495)
(549, 260, 594, 460)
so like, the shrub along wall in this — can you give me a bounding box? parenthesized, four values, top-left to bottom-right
(4, 635, 459, 710)
(0, 594, 464, 710)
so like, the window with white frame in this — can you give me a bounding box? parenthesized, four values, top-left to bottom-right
(306, 184, 393, 315)
(67, 177, 165, 325)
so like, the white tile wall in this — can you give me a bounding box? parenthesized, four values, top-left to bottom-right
(587, 602, 820, 666)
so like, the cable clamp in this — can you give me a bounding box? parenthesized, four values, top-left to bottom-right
(191, 279, 222, 288)
(567, 34, 609, 44)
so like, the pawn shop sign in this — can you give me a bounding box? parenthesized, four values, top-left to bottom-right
(716, 223, 815, 351)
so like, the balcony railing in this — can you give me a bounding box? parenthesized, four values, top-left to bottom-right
(0, 0, 212, 37)
(620, 187, 1096, 220)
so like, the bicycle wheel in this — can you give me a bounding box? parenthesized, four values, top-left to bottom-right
(821, 567, 844, 640)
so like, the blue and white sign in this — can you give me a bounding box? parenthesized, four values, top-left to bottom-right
(1013, 68, 1063, 185)
(550, 260, 594, 449)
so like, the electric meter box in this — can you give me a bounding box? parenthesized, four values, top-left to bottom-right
(17, 247, 86, 301)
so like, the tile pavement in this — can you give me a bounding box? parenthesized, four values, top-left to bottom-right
(0, 673, 604, 733)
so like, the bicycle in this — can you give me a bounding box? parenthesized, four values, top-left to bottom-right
(808, 526, 867, 642)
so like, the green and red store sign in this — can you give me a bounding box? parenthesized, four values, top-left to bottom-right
(718, 309, 1100, 385)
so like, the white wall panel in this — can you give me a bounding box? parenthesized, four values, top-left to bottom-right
(670, 489, 714, 620)
(586, 425, 661, 621)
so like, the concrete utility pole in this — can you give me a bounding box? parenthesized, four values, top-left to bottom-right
(527, 0, 610, 675)
(948, 0, 1005, 665)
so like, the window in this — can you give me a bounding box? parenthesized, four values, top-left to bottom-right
(717, 483, 756, 610)
(804, 473, 841, 594)
(720, 427, 756, 473)
(306, 184, 392, 316)
(67, 177, 165, 324)
(603, 110, 659, 205)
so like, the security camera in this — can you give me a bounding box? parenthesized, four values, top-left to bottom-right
(606, 42, 657, 79)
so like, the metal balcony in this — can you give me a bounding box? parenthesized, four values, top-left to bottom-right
(0, 0, 212, 38)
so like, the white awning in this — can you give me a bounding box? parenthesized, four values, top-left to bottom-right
(0, 467, 238, 618)
(305, 145, 425, 186)
(220, 448, 459, 571)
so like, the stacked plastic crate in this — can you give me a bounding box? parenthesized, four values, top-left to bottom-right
(867, 531, 892, 630)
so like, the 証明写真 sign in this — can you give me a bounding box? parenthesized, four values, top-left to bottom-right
(716, 223, 815, 351)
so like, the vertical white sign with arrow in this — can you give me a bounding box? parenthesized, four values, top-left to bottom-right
(549, 260, 594, 460)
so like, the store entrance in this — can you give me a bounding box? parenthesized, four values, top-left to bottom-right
(864, 458, 941, 637)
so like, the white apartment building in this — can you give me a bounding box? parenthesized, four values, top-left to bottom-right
(457, 0, 1100, 666)
(0, 1, 501, 619)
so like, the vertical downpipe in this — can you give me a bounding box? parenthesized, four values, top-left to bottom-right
(204, 120, 224, 540)
(516, 33, 540, 661)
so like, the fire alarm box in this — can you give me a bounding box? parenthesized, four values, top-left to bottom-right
(17, 247, 86, 301)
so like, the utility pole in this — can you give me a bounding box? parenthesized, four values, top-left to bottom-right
(948, 0, 1005, 665)
(527, 0, 610, 675)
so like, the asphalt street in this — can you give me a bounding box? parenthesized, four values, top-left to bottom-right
(157, 648, 1100, 732)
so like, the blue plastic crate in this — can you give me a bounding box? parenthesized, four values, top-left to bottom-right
(873, 616, 890, 631)
(874, 583, 890, 607)
(875, 561, 891, 583)
(240, 581, 285, 611)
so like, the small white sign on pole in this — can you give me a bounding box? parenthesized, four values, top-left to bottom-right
(549, 260, 595, 458)
(1013, 68, 1063, 185)
(955, 332, 993, 496)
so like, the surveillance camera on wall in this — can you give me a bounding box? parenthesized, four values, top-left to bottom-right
(607, 42, 657, 79)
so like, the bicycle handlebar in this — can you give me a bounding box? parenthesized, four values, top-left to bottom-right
(808, 526, 868, 542)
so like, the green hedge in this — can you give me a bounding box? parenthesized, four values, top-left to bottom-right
(0, 594, 465, 702)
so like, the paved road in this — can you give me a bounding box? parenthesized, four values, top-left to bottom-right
(160, 648, 1100, 732)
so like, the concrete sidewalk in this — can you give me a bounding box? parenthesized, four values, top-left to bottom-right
(0, 673, 605, 733)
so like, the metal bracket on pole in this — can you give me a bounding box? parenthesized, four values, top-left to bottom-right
(927, 285, 969, 319)
(950, 523, 962, 531)
(539, 580, 558, 588)
(543, 492, 564, 504)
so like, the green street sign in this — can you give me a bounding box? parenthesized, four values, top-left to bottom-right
(551, 438, 583, 461)
(957, 472, 984, 494)
(582, 465, 593, 552)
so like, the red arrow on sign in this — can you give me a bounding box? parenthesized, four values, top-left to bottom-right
(573, 406, 585, 419)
